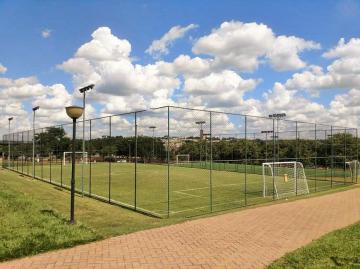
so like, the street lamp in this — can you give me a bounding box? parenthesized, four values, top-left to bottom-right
(32, 106, 40, 178)
(8, 117, 13, 169)
(78, 84, 95, 196)
(149, 126, 156, 161)
(269, 113, 286, 161)
(65, 106, 84, 224)
(195, 121, 206, 165)
(261, 130, 273, 162)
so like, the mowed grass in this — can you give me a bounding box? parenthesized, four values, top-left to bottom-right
(0, 165, 356, 262)
(0, 168, 184, 261)
(0, 174, 97, 261)
(269, 221, 360, 268)
(9, 160, 355, 217)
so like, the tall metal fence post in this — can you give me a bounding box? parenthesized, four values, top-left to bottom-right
(357, 128, 359, 183)
(21, 132, 24, 174)
(41, 129, 44, 179)
(331, 125, 333, 188)
(314, 124, 317, 192)
(134, 112, 138, 210)
(295, 121, 298, 196)
(272, 118, 275, 200)
(109, 116, 112, 203)
(344, 128, 347, 184)
(209, 111, 213, 212)
(244, 116, 247, 206)
(89, 119, 92, 196)
(167, 107, 170, 217)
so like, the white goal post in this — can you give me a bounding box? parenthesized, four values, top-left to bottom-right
(345, 160, 359, 182)
(63, 152, 88, 166)
(176, 154, 190, 164)
(262, 161, 309, 199)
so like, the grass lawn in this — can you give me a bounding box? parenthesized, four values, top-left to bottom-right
(0, 168, 183, 261)
(0, 166, 356, 262)
(8, 160, 354, 217)
(268, 221, 360, 268)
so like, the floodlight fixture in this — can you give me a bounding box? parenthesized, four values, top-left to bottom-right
(269, 113, 287, 119)
(78, 84, 95, 93)
(32, 106, 40, 111)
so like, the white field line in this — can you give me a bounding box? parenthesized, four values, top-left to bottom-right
(170, 199, 245, 214)
(173, 190, 204, 198)
(176, 183, 243, 193)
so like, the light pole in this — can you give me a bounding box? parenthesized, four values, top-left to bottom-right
(8, 117, 13, 168)
(78, 84, 95, 196)
(261, 130, 273, 162)
(65, 106, 84, 224)
(195, 121, 206, 165)
(32, 106, 40, 178)
(149, 126, 156, 161)
(269, 113, 286, 161)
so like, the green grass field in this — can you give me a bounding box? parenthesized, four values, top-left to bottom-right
(6, 159, 355, 217)
(0, 174, 97, 261)
(269, 221, 360, 268)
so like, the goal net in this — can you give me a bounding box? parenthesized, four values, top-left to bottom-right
(63, 152, 88, 166)
(176, 154, 190, 165)
(262, 161, 309, 199)
(345, 160, 359, 182)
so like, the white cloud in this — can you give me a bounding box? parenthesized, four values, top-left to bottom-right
(42, 29, 52, 39)
(267, 36, 320, 71)
(192, 21, 320, 72)
(59, 26, 180, 113)
(323, 38, 360, 59)
(184, 70, 259, 108)
(146, 24, 198, 58)
(0, 63, 7, 74)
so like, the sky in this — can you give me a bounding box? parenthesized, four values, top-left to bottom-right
(1, 0, 360, 136)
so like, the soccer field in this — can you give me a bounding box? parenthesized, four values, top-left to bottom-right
(8, 160, 354, 217)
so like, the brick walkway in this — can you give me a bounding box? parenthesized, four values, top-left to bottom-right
(2, 188, 360, 269)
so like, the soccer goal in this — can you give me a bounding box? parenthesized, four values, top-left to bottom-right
(176, 154, 190, 165)
(262, 161, 309, 199)
(345, 160, 359, 182)
(63, 152, 88, 166)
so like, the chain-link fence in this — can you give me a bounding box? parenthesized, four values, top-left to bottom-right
(2, 106, 358, 218)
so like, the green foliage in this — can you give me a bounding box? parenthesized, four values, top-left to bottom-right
(178, 133, 359, 168)
(269, 221, 360, 268)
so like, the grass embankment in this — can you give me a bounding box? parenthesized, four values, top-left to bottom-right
(0, 167, 357, 263)
(269, 221, 360, 268)
(0, 168, 181, 261)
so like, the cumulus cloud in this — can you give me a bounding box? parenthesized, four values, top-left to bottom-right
(192, 21, 320, 72)
(59, 26, 180, 112)
(267, 36, 320, 71)
(323, 38, 360, 59)
(2, 23, 360, 135)
(0, 63, 7, 74)
(146, 24, 198, 58)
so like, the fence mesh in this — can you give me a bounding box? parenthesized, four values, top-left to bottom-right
(1, 106, 358, 218)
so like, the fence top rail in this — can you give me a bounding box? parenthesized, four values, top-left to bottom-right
(3, 105, 358, 137)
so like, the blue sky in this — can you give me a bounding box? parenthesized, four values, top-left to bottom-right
(1, 0, 360, 131)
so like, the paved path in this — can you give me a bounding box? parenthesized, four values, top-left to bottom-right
(2, 188, 360, 269)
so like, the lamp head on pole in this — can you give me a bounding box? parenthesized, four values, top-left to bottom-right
(66, 106, 84, 120)
(78, 84, 95, 93)
(8, 117, 13, 122)
(32, 106, 40, 111)
(149, 126, 156, 129)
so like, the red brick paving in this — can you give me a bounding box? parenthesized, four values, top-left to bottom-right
(2, 188, 360, 269)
